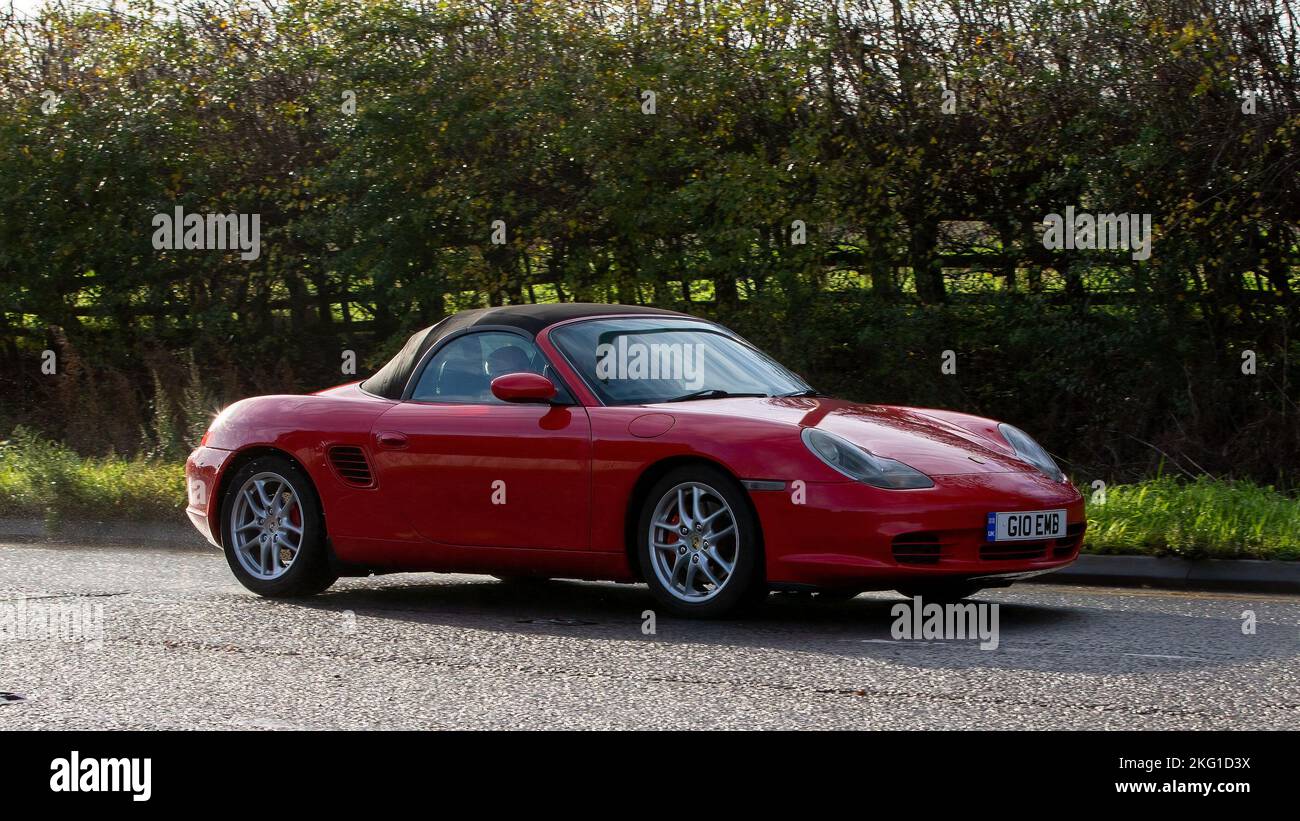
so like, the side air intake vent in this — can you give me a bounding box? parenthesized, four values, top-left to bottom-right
(328, 446, 374, 488)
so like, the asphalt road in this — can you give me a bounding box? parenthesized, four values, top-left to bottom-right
(2, 540, 1298, 730)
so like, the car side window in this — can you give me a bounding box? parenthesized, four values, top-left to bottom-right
(410, 331, 568, 404)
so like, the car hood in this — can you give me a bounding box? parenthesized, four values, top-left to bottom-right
(647, 396, 1034, 477)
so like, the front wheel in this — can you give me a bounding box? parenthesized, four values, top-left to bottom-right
(636, 466, 765, 618)
(219, 454, 338, 597)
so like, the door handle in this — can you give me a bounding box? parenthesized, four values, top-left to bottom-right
(376, 431, 409, 449)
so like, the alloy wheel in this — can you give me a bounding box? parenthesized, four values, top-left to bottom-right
(647, 481, 740, 603)
(230, 471, 304, 580)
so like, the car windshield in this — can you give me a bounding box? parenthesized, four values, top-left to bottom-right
(550, 317, 810, 406)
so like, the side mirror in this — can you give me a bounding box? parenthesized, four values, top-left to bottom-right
(490, 372, 557, 403)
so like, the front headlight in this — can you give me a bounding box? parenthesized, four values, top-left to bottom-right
(997, 423, 1065, 482)
(801, 428, 933, 489)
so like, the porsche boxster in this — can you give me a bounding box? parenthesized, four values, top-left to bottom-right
(185, 303, 1084, 617)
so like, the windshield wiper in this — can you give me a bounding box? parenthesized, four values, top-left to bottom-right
(778, 388, 823, 398)
(664, 389, 769, 403)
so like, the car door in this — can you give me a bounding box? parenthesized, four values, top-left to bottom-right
(369, 329, 591, 551)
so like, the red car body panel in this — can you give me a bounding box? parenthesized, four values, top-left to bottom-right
(186, 307, 1085, 591)
(368, 401, 591, 550)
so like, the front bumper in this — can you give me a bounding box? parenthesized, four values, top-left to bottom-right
(751, 471, 1086, 587)
(184, 446, 234, 549)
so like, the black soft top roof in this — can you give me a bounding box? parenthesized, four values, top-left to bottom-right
(361, 303, 688, 400)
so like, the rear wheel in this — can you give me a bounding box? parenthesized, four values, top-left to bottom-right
(220, 454, 337, 597)
(636, 466, 765, 618)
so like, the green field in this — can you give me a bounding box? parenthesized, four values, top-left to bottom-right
(2, 430, 1296, 561)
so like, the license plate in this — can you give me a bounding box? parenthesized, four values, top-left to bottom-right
(986, 509, 1067, 542)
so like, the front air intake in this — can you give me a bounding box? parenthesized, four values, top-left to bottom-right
(892, 532, 944, 564)
(979, 542, 1048, 561)
(328, 446, 374, 488)
(1053, 522, 1086, 557)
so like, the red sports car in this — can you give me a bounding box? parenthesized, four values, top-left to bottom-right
(185, 303, 1084, 617)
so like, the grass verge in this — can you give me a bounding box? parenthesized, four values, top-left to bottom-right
(1084, 476, 1300, 562)
(0, 428, 184, 523)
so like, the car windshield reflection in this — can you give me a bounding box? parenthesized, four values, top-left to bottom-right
(550, 318, 810, 406)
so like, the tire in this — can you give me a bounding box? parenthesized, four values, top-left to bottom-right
(636, 465, 766, 618)
(894, 582, 985, 604)
(219, 454, 338, 597)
